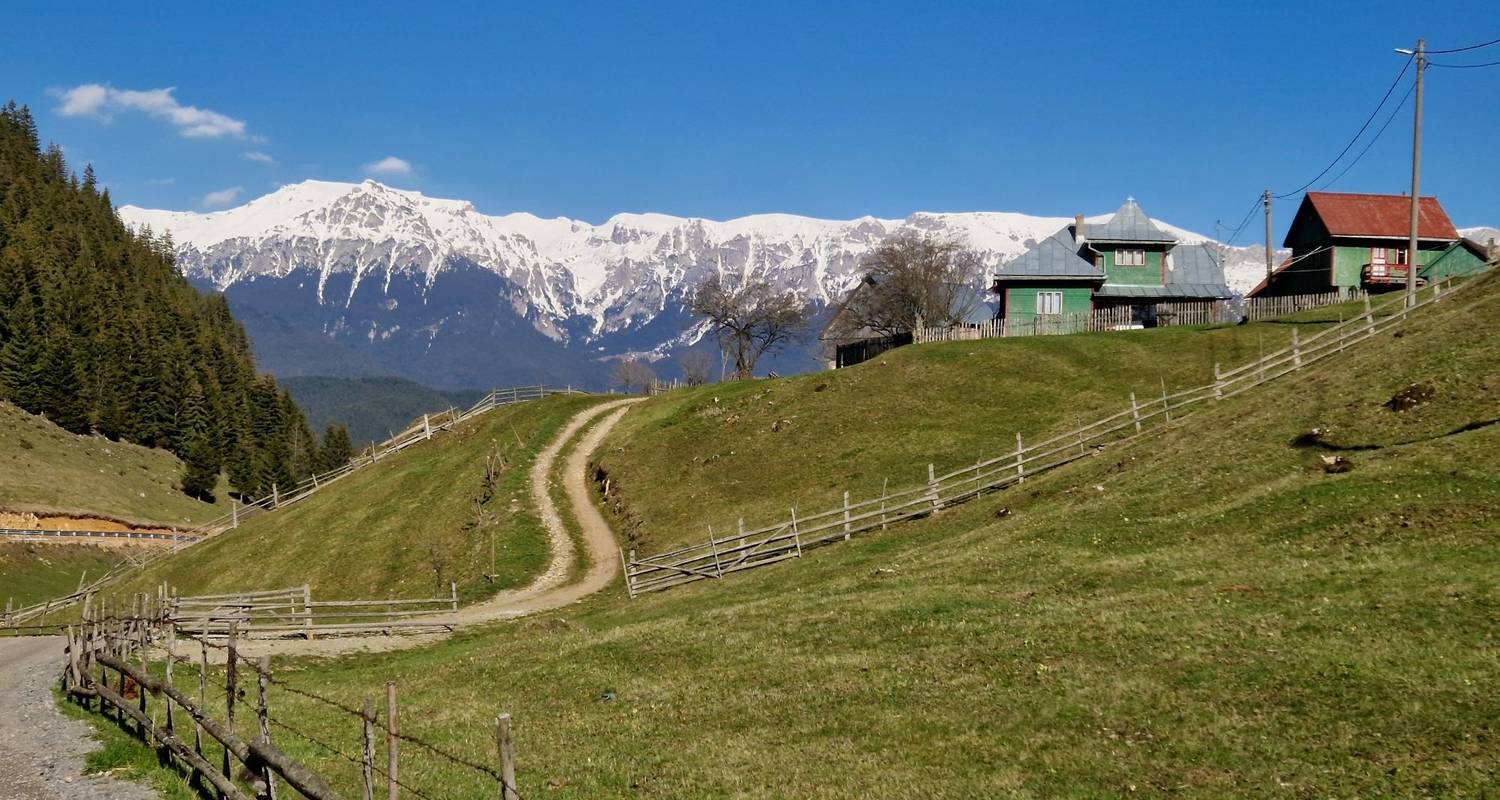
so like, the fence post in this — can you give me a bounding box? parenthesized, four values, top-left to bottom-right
(225, 620, 238, 792)
(1291, 326, 1302, 368)
(880, 479, 889, 530)
(1213, 363, 1223, 400)
(423, 414, 431, 440)
(842, 491, 852, 540)
(256, 656, 276, 800)
(362, 700, 376, 800)
(1363, 294, 1375, 337)
(450, 582, 458, 612)
(708, 528, 723, 577)
(1015, 433, 1025, 481)
(386, 681, 399, 800)
(789, 509, 802, 556)
(621, 549, 635, 598)
(271, 483, 280, 509)
(1160, 378, 1172, 422)
(1130, 392, 1141, 433)
(737, 518, 746, 550)
(164, 624, 176, 735)
(1434, 281, 1443, 302)
(302, 584, 313, 640)
(196, 630, 207, 764)
(927, 464, 941, 512)
(232, 500, 239, 529)
(496, 713, 518, 800)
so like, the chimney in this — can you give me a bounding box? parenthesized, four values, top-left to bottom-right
(1074, 214, 1086, 243)
(1489, 237, 1498, 264)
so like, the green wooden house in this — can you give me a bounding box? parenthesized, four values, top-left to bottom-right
(991, 198, 1232, 327)
(1249, 191, 1490, 297)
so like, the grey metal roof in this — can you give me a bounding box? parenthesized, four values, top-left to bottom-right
(1165, 241, 1232, 295)
(993, 228, 1103, 279)
(1082, 198, 1176, 243)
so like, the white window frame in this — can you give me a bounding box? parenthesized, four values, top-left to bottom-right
(1116, 249, 1146, 267)
(1035, 291, 1063, 316)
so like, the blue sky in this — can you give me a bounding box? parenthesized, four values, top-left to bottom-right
(4, 1, 1497, 242)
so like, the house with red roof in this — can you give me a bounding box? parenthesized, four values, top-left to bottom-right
(1248, 191, 1489, 297)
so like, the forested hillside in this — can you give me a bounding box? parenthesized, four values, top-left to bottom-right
(0, 102, 343, 500)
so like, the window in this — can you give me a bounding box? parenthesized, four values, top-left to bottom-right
(1116, 249, 1145, 267)
(1036, 291, 1063, 316)
(1371, 247, 1387, 263)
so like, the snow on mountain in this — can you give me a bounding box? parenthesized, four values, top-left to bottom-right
(118, 180, 1280, 387)
(122, 180, 1265, 334)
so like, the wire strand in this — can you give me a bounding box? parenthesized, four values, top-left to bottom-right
(1273, 54, 1413, 199)
(1427, 36, 1500, 54)
(1428, 58, 1500, 69)
(1318, 83, 1415, 190)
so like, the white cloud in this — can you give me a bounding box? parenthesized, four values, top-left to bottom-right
(242, 151, 275, 164)
(363, 156, 412, 177)
(202, 186, 243, 208)
(52, 83, 248, 139)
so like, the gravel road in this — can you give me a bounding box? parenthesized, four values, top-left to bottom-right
(0, 635, 159, 800)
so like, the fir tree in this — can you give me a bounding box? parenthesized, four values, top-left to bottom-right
(316, 424, 355, 473)
(0, 289, 45, 411)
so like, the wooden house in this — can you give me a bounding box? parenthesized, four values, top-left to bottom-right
(990, 198, 1233, 327)
(1248, 192, 1489, 297)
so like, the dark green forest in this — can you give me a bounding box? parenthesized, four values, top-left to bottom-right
(0, 102, 350, 501)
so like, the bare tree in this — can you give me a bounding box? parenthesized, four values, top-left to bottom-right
(677, 351, 713, 387)
(610, 358, 657, 393)
(838, 236, 985, 337)
(690, 277, 809, 380)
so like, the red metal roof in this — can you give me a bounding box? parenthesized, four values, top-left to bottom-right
(1304, 192, 1459, 240)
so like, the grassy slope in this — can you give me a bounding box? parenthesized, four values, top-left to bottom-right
(600, 308, 1356, 554)
(0, 402, 229, 526)
(109, 394, 607, 603)
(188, 277, 1498, 798)
(0, 543, 120, 608)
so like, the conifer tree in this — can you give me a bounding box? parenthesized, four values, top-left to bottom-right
(0, 289, 45, 411)
(316, 424, 355, 473)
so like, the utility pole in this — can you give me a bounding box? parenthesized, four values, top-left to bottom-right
(1401, 38, 1425, 306)
(1263, 189, 1274, 285)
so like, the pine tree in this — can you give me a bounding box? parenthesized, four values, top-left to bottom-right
(316, 424, 355, 473)
(178, 379, 219, 500)
(0, 289, 45, 411)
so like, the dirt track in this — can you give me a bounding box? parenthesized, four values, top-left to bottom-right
(0, 635, 159, 800)
(226, 397, 641, 659)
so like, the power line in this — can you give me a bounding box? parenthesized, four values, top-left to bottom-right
(1429, 58, 1500, 69)
(1221, 195, 1263, 247)
(1319, 82, 1416, 190)
(1272, 54, 1414, 199)
(1427, 36, 1500, 54)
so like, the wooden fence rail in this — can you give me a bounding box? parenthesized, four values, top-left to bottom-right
(624, 271, 1486, 596)
(60, 611, 522, 799)
(167, 583, 460, 639)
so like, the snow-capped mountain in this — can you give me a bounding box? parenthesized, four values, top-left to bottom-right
(119, 180, 1273, 388)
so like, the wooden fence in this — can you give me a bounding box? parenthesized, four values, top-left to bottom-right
(60, 610, 523, 799)
(1242, 289, 1368, 321)
(623, 273, 1484, 595)
(913, 291, 1367, 344)
(168, 584, 459, 639)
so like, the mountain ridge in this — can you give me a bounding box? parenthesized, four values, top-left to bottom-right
(117, 180, 1290, 386)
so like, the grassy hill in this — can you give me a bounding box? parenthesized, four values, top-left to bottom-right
(142, 275, 1496, 798)
(0, 542, 121, 608)
(282, 375, 487, 446)
(0, 402, 229, 527)
(598, 305, 1364, 554)
(106, 394, 608, 603)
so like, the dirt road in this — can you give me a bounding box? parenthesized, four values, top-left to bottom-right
(228, 397, 641, 659)
(0, 636, 159, 800)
